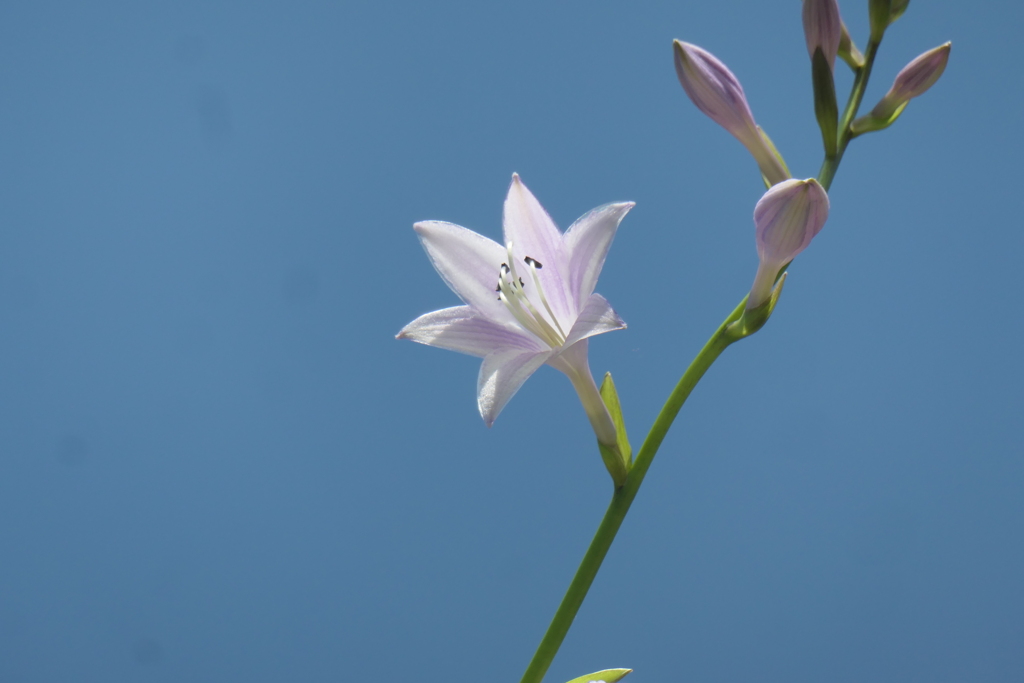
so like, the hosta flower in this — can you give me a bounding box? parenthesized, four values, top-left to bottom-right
(748, 178, 830, 309)
(398, 175, 633, 452)
(673, 40, 790, 186)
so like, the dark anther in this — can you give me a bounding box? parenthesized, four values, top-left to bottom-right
(519, 277, 525, 287)
(524, 256, 543, 269)
(500, 263, 510, 273)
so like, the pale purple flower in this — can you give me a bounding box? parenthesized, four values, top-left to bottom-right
(673, 40, 790, 186)
(802, 0, 843, 70)
(748, 178, 830, 309)
(398, 175, 633, 443)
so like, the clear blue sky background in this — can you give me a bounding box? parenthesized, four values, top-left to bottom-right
(0, 1, 1020, 681)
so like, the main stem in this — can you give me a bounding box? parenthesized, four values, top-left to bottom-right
(519, 36, 882, 683)
(518, 301, 743, 683)
(818, 39, 880, 191)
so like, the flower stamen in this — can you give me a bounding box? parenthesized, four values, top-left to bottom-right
(524, 256, 568, 341)
(496, 243, 566, 349)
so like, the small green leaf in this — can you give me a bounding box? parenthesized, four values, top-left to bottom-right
(757, 126, 791, 179)
(564, 668, 633, 683)
(599, 372, 632, 469)
(726, 272, 787, 341)
(597, 441, 628, 489)
(838, 22, 865, 69)
(849, 100, 908, 136)
(811, 47, 838, 158)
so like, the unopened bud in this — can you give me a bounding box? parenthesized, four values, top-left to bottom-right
(888, 42, 951, 103)
(748, 178, 830, 309)
(869, 0, 892, 41)
(673, 40, 790, 186)
(851, 42, 951, 134)
(889, 0, 910, 23)
(802, 0, 842, 70)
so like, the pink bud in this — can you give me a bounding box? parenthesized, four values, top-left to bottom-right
(802, 0, 842, 70)
(748, 178, 830, 309)
(673, 40, 790, 186)
(852, 42, 951, 134)
(888, 42, 951, 104)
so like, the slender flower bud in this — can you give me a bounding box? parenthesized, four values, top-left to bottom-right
(869, 0, 892, 41)
(673, 40, 790, 186)
(802, 0, 842, 70)
(889, 0, 910, 23)
(748, 178, 830, 309)
(887, 43, 951, 104)
(851, 42, 951, 134)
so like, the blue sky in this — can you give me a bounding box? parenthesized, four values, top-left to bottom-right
(0, 1, 1021, 681)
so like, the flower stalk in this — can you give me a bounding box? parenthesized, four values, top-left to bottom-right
(518, 28, 888, 683)
(518, 300, 743, 683)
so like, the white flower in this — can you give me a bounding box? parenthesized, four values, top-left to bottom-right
(398, 175, 633, 440)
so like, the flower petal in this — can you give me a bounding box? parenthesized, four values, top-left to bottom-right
(413, 220, 516, 327)
(754, 178, 830, 266)
(477, 347, 552, 427)
(563, 202, 634, 307)
(397, 306, 543, 358)
(503, 175, 574, 324)
(561, 293, 626, 349)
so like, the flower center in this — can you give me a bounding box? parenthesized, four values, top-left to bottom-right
(495, 242, 567, 348)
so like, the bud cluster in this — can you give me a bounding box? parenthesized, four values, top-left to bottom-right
(670, 0, 949, 326)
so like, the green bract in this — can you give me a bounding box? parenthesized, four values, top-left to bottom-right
(812, 47, 839, 157)
(564, 669, 632, 683)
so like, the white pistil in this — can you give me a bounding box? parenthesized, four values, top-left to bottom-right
(524, 257, 567, 341)
(496, 243, 567, 349)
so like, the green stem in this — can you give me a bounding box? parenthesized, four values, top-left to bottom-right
(520, 34, 886, 683)
(818, 39, 880, 191)
(518, 300, 745, 683)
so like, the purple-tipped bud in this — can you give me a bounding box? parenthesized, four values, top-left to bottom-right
(853, 42, 951, 133)
(748, 178, 830, 309)
(802, 0, 842, 70)
(888, 42, 951, 104)
(673, 40, 790, 186)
